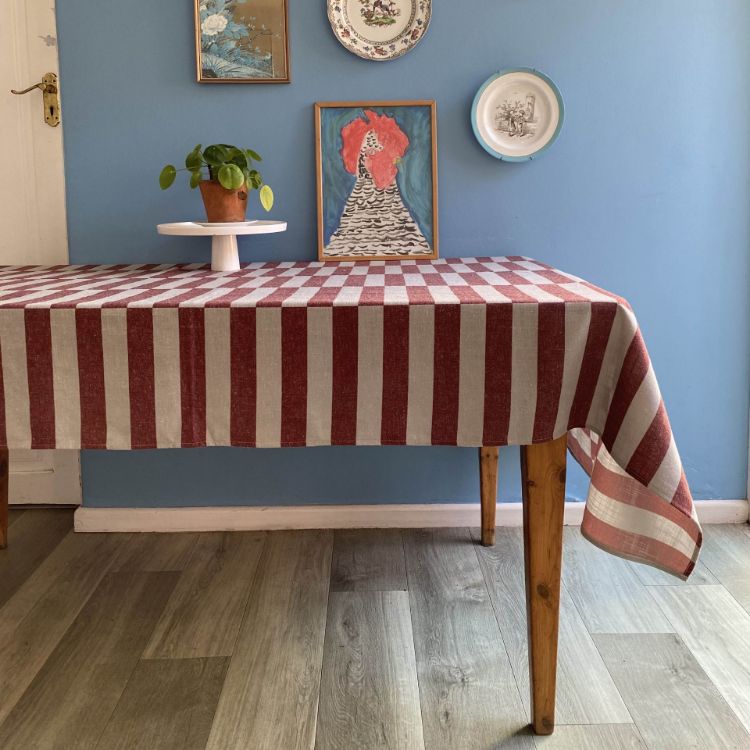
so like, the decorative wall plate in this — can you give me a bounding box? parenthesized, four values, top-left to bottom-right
(471, 68, 564, 162)
(327, 0, 431, 61)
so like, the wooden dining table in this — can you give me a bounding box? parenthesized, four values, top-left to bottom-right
(0, 256, 701, 736)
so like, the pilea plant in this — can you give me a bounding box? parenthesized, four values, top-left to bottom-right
(159, 143, 274, 212)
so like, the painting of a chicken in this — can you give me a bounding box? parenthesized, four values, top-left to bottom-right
(316, 102, 438, 261)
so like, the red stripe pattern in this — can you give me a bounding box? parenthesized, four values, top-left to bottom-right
(482, 304, 512, 445)
(431, 305, 461, 445)
(281, 307, 307, 445)
(533, 303, 565, 442)
(127, 308, 156, 449)
(0, 257, 700, 577)
(75, 309, 106, 449)
(381, 306, 409, 444)
(24, 309, 55, 449)
(230, 308, 256, 446)
(179, 307, 206, 447)
(331, 307, 358, 445)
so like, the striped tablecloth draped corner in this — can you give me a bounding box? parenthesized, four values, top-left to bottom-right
(0, 257, 701, 578)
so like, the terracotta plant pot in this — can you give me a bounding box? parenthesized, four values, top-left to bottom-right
(199, 179, 248, 223)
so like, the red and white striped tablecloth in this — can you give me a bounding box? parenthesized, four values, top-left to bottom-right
(0, 256, 701, 577)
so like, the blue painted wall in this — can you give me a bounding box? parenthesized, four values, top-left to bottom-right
(56, 1, 750, 507)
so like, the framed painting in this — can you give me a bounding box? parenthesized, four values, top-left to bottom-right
(195, 0, 290, 83)
(315, 101, 438, 261)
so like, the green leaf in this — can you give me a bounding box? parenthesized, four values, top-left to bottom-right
(189, 170, 202, 189)
(259, 184, 274, 211)
(248, 169, 262, 189)
(159, 165, 177, 190)
(229, 151, 248, 170)
(203, 144, 230, 166)
(185, 150, 202, 170)
(217, 163, 245, 190)
(245, 149, 262, 162)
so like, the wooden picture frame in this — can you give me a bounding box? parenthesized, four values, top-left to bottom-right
(195, 0, 290, 84)
(315, 101, 439, 262)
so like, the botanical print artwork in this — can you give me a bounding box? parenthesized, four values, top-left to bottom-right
(327, 0, 431, 61)
(196, 0, 289, 82)
(496, 95, 537, 139)
(316, 102, 438, 261)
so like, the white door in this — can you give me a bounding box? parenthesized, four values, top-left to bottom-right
(0, 0, 81, 505)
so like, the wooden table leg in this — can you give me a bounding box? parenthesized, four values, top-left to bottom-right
(479, 446, 499, 546)
(0, 448, 8, 549)
(521, 435, 567, 735)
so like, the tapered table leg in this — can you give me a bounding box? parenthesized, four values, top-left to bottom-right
(0, 449, 8, 549)
(479, 446, 499, 546)
(521, 435, 567, 735)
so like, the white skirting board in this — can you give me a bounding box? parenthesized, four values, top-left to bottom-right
(74, 499, 749, 533)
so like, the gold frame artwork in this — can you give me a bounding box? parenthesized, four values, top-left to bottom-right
(315, 100, 439, 262)
(195, 0, 291, 84)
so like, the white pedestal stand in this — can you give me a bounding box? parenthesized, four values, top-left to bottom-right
(157, 221, 287, 271)
(210, 235, 241, 272)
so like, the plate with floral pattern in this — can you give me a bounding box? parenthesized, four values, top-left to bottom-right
(327, 0, 431, 61)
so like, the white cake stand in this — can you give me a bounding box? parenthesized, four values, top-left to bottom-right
(157, 220, 287, 271)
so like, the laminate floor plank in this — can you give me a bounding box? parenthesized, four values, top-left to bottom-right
(112, 532, 200, 572)
(697, 525, 750, 612)
(316, 591, 424, 750)
(595, 633, 750, 749)
(631, 559, 718, 587)
(561, 528, 672, 633)
(0, 531, 127, 725)
(96, 657, 229, 750)
(533, 724, 646, 749)
(206, 530, 333, 750)
(2, 520, 747, 748)
(144, 531, 266, 659)
(0, 508, 73, 608)
(649, 584, 750, 733)
(473, 528, 631, 725)
(7, 508, 26, 527)
(405, 528, 533, 749)
(405, 528, 488, 603)
(331, 529, 407, 591)
(0, 570, 178, 750)
(0, 531, 124, 631)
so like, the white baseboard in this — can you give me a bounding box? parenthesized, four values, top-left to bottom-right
(693, 499, 749, 524)
(74, 499, 748, 534)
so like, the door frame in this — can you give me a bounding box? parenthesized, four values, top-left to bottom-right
(3, 0, 80, 505)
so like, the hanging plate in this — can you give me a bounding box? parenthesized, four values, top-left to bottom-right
(471, 68, 564, 162)
(327, 0, 431, 61)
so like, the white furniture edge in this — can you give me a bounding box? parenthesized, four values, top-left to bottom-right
(157, 220, 287, 236)
(157, 220, 287, 272)
(75, 498, 748, 533)
(10, 450, 82, 505)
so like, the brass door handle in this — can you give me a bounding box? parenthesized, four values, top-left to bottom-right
(11, 81, 55, 95)
(10, 72, 60, 127)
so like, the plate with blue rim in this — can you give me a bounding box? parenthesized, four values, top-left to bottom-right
(471, 68, 564, 162)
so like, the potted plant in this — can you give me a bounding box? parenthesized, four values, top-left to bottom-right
(159, 143, 274, 223)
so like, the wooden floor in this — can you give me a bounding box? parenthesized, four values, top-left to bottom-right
(2, 509, 750, 749)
